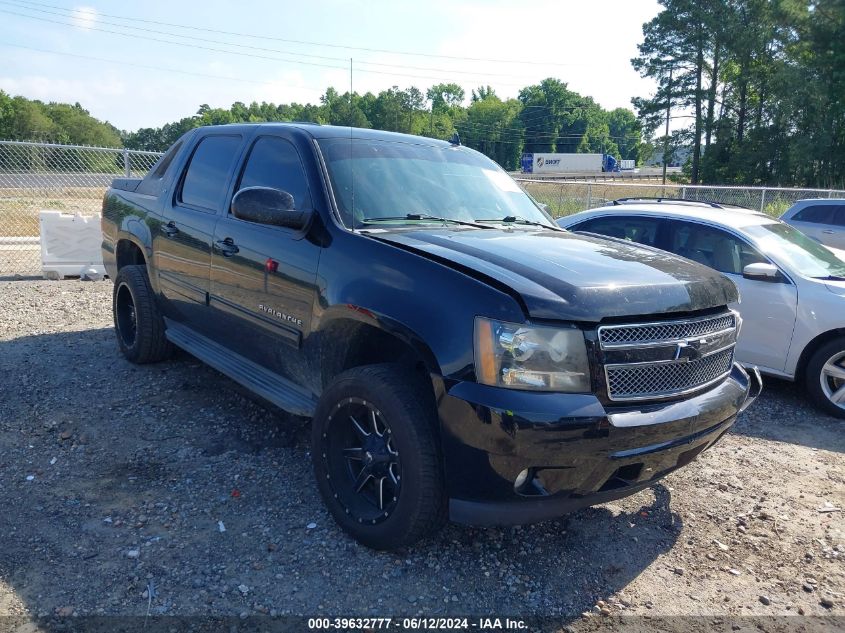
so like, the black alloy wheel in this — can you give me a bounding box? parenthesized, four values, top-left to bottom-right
(321, 397, 401, 524)
(311, 364, 445, 550)
(111, 264, 173, 364)
(115, 281, 138, 348)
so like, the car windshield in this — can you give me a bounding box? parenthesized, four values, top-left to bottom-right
(745, 222, 845, 278)
(317, 137, 555, 229)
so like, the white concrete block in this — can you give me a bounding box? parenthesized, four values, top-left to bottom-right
(39, 210, 105, 280)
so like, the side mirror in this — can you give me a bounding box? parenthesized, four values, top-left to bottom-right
(231, 186, 310, 230)
(539, 203, 551, 215)
(742, 262, 782, 282)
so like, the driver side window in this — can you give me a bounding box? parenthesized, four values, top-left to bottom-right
(236, 136, 312, 213)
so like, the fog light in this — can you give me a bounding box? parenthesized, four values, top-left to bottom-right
(514, 468, 530, 489)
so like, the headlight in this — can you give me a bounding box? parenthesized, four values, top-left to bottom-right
(474, 317, 590, 392)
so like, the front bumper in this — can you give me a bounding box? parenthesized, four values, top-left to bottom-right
(438, 363, 761, 526)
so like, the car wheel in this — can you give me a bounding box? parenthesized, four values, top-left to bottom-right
(112, 265, 173, 364)
(311, 364, 446, 550)
(805, 337, 845, 419)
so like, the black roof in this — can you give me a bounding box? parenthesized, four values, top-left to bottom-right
(195, 122, 453, 147)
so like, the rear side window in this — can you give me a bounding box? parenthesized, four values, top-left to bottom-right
(180, 135, 242, 211)
(236, 136, 311, 210)
(135, 140, 183, 195)
(792, 204, 835, 224)
(574, 216, 660, 246)
(149, 140, 183, 180)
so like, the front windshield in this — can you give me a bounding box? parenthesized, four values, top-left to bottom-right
(745, 222, 845, 278)
(317, 137, 555, 229)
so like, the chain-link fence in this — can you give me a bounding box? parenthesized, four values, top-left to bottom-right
(3, 140, 845, 276)
(0, 140, 162, 276)
(518, 179, 845, 219)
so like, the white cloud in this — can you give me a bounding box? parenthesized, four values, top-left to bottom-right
(429, 0, 659, 111)
(70, 6, 98, 31)
(254, 69, 339, 104)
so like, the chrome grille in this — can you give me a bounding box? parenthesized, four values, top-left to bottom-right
(599, 313, 736, 349)
(605, 347, 734, 401)
(599, 310, 739, 402)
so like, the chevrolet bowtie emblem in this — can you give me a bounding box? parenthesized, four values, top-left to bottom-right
(674, 339, 705, 362)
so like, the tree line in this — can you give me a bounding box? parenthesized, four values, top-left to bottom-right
(0, 80, 645, 173)
(0, 90, 122, 148)
(633, 0, 845, 188)
(4, 0, 841, 188)
(123, 79, 645, 171)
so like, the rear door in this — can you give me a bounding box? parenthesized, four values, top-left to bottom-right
(786, 203, 838, 245)
(208, 133, 321, 387)
(830, 206, 845, 249)
(155, 133, 243, 331)
(666, 220, 798, 373)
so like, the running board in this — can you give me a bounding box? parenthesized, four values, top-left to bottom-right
(164, 320, 318, 417)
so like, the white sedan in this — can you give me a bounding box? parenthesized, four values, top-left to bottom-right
(558, 200, 845, 418)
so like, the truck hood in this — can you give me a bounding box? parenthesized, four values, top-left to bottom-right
(371, 228, 738, 322)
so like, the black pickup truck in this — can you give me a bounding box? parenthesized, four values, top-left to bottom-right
(102, 123, 761, 550)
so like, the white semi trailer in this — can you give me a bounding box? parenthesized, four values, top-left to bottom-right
(521, 153, 618, 174)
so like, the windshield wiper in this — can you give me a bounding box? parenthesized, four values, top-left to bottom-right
(361, 214, 495, 229)
(475, 216, 563, 231)
(813, 275, 845, 281)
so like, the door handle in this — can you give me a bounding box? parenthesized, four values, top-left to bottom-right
(822, 229, 834, 234)
(161, 222, 179, 237)
(215, 238, 240, 257)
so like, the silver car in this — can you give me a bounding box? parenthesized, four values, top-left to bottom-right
(558, 200, 845, 419)
(780, 199, 845, 249)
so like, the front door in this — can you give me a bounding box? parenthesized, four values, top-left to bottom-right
(667, 220, 798, 373)
(208, 134, 321, 390)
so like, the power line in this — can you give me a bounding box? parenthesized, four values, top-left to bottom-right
(446, 106, 601, 134)
(0, 40, 326, 93)
(0, 9, 345, 71)
(9, 0, 587, 68)
(455, 125, 642, 146)
(455, 117, 642, 141)
(0, 8, 546, 88)
(0, 1, 539, 81)
(0, 41, 637, 141)
(0, 41, 642, 141)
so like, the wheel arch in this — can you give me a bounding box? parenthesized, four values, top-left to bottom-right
(795, 327, 845, 382)
(115, 237, 147, 271)
(315, 309, 446, 410)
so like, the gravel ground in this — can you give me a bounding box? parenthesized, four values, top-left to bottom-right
(0, 279, 843, 626)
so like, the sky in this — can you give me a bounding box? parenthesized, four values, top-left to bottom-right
(0, 0, 663, 132)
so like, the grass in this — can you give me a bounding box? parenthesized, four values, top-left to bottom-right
(0, 183, 825, 240)
(0, 188, 102, 237)
(520, 180, 812, 219)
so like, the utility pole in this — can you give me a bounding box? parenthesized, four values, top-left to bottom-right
(662, 64, 673, 186)
(349, 58, 353, 126)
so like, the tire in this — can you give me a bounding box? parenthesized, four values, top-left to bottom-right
(112, 264, 173, 364)
(805, 337, 845, 419)
(311, 364, 446, 550)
